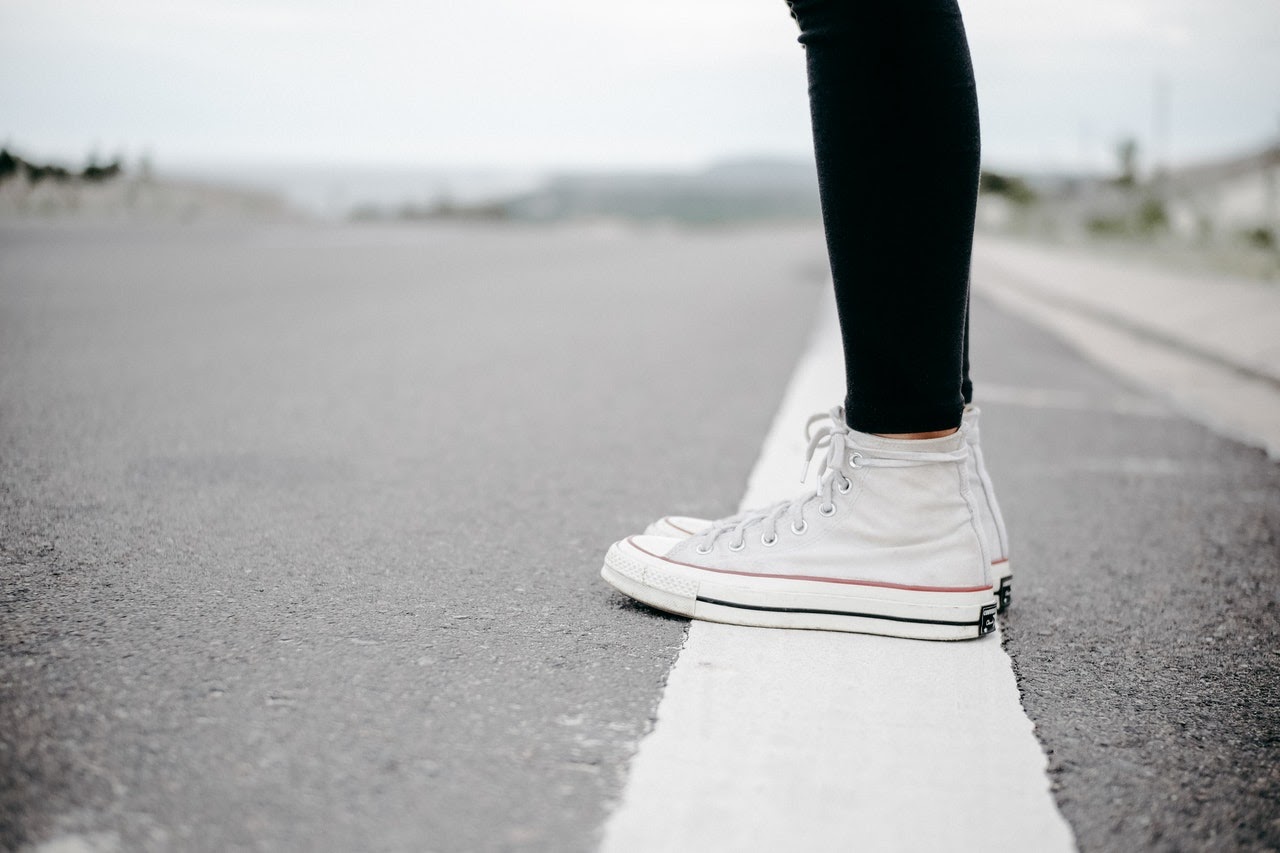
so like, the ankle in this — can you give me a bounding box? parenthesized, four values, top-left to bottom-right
(873, 428, 960, 440)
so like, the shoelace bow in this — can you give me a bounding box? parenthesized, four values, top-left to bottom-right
(689, 406, 968, 554)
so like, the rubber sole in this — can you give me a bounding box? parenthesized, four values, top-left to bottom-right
(647, 516, 1016, 615)
(602, 540, 997, 642)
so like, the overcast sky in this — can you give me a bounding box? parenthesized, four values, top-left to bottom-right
(2, 0, 1278, 174)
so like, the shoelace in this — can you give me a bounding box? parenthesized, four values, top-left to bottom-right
(689, 406, 968, 554)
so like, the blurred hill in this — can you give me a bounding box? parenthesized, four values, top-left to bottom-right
(352, 158, 822, 225)
(0, 152, 822, 226)
(502, 159, 821, 224)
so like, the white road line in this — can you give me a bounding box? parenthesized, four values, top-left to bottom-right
(600, 299, 1077, 853)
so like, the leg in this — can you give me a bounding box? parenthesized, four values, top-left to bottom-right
(962, 286, 973, 407)
(601, 0, 1006, 637)
(788, 0, 981, 434)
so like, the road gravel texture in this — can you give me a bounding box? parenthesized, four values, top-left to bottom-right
(0, 223, 824, 851)
(971, 299, 1280, 853)
(1, 222, 1277, 852)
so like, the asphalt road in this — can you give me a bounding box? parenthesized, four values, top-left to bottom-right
(1, 222, 1277, 852)
(975, 296, 1280, 852)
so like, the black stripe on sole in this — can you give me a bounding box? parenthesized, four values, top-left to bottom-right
(697, 595, 997, 632)
(996, 578, 1012, 613)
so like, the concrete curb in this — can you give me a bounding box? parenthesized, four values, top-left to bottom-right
(972, 236, 1280, 459)
(972, 236, 1280, 385)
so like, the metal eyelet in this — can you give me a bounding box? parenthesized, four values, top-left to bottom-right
(837, 476, 852, 494)
(761, 533, 777, 547)
(728, 539, 745, 552)
(849, 452, 863, 468)
(819, 502, 836, 517)
(696, 544, 712, 555)
(791, 519, 808, 535)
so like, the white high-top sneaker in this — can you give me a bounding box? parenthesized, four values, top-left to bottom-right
(602, 408, 998, 641)
(646, 405, 1014, 612)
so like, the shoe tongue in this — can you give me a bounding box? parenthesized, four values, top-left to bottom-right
(846, 428, 965, 455)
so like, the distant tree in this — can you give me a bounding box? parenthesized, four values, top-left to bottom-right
(1, 149, 125, 185)
(978, 170, 1036, 205)
(0, 148, 19, 182)
(1135, 197, 1168, 234)
(1243, 226, 1275, 250)
(81, 158, 123, 182)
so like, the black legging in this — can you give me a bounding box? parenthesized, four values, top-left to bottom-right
(787, 0, 980, 433)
